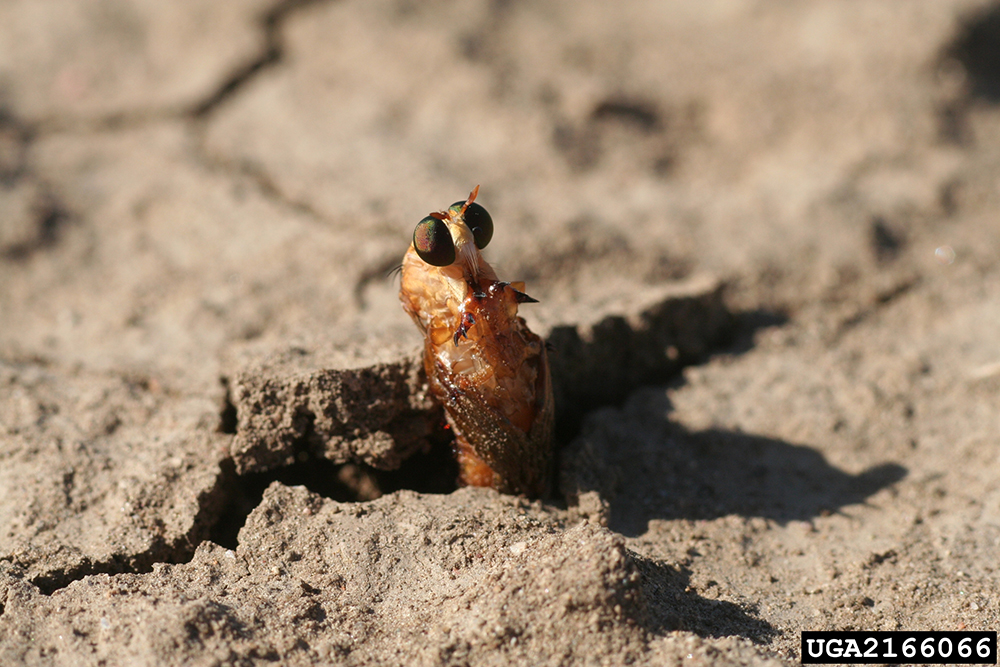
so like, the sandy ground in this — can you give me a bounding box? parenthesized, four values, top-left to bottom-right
(2, 0, 999, 664)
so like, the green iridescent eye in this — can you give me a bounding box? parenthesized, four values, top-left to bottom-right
(450, 201, 493, 250)
(413, 216, 456, 267)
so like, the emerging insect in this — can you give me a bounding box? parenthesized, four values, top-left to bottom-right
(399, 186, 553, 497)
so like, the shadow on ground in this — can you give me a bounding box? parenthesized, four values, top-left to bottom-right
(946, 1, 1000, 104)
(567, 390, 907, 537)
(634, 556, 778, 644)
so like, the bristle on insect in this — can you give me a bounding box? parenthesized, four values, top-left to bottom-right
(513, 289, 539, 304)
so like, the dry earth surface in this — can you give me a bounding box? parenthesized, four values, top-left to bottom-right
(2, 0, 999, 665)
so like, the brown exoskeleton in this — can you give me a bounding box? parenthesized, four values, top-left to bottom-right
(399, 187, 553, 497)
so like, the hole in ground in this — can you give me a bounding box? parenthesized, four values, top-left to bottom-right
(210, 430, 458, 550)
(214, 283, 785, 529)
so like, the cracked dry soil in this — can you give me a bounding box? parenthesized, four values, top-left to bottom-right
(2, 1, 1000, 665)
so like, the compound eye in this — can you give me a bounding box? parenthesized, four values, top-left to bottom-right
(413, 216, 456, 267)
(463, 202, 494, 249)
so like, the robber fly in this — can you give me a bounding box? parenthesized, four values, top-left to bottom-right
(399, 186, 553, 497)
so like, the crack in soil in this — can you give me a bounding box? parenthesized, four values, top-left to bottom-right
(192, 0, 334, 119)
(0, 108, 76, 261)
(23, 0, 336, 136)
(183, 0, 341, 223)
(0, 0, 341, 268)
(0, 190, 72, 262)
(16, 466, 232, 596)
(830, 275, 921, 343)
(12, 276, 740, 595)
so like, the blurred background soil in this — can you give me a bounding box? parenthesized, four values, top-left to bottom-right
(1, 1, 999, 664)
